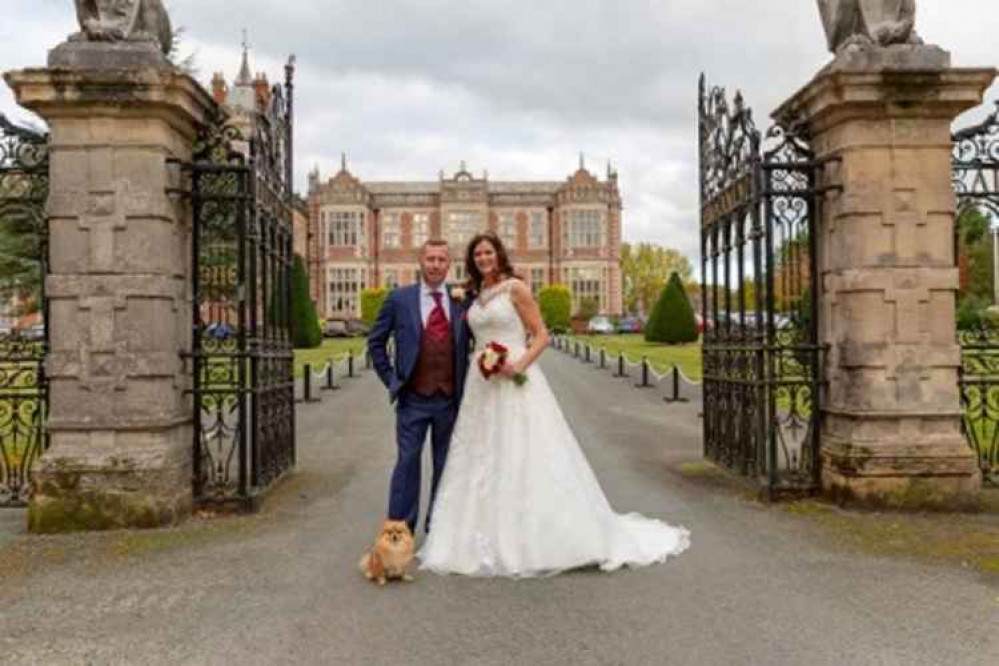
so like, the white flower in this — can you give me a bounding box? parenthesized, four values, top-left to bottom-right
(450, 286, 466, 301)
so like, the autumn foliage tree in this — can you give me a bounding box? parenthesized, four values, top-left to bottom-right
(620, 242, 693, 316)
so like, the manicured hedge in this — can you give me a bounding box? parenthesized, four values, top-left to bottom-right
(538, 284, 572, 333)
(645, 272, 698, 344)
(291, 254, 322, 349)
(361, 287, 390, 326)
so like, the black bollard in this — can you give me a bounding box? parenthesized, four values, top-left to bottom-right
(322, 358, 340, 392)
(664, 366, 690, 403)
(302, 363, 320, 403)
(585, 345, 591, 363)
(635, 357, 653, 389)
(574, 341, 580, 358)
(365, 350, 372, 370)
(348, 351, 355, 378)
(599, 347, 606, 369)
(614, 353, 628, 378)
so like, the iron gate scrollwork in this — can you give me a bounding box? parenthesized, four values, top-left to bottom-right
(0, 114, 49, 508)
(185, 59, 296, 504)
(953, 100, 999, 486)
(698, 76, 822, 497)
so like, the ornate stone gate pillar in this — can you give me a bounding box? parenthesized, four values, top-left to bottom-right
(774, 44, 996, 508)
(4, 45, 213, 529)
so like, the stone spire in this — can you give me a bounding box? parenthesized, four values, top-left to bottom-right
(230, 31, 257, 113)
(236, 30, 253, 85)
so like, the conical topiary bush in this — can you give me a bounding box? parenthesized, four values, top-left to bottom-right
(291, 254, 322, 349)
(644, 271, 698, 344)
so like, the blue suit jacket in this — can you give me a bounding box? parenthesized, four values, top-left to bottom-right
(368, 284, 472, 404)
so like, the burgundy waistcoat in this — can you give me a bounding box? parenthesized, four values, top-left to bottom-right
(408, 321, 455, 397)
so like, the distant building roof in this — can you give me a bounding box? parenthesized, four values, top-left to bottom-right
(363, 181, 563, 195)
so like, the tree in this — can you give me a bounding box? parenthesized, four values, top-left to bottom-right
(291, 254, 321, 348)
(620, 242, 694, 316)
(577, 296, 599, 321)
(955, 206, 996, 330)
(361, 288, 389, 326)
(0, 178, 45, 316)
(958, 207, 993, 303)
(644, 272, 699, 344)
(537, 285, 571, 333)
(168, 27, 199, 76)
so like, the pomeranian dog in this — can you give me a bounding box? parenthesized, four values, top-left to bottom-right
(359, 519, 415, 586)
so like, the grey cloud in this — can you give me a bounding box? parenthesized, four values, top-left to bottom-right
(2, 0, 997, 264)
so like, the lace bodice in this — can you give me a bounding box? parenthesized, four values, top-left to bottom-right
(468, 280, 528, 354)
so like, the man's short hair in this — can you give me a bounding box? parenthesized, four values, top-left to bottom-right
(420, 239, 450, 255)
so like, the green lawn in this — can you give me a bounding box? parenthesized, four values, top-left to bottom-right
(294, 338, 368, 377)
(565, 334, 703, 381)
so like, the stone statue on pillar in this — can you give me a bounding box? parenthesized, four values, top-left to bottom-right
(816, 0, 949, 71)
(50, 0, 173, 68)
(818, 0, 921, 53)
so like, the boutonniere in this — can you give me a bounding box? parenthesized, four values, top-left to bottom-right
(449, 285, 467, 302)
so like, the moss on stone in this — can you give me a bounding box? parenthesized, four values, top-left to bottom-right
(29, 498, 115, 533)
(677, 462, 721, 478)
(782, 497, 999, 578)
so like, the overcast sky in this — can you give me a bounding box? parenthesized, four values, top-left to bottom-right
(1, 1, 996, 262)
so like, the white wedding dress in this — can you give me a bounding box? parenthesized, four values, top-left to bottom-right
(418, 280, 690, 577)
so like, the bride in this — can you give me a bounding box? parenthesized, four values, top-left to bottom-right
(419, 232, 690, 577)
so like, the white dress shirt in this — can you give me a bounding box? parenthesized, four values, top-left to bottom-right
(419, 280, 450, 327)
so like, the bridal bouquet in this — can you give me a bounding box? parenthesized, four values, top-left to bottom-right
(478, 342, 528, 386)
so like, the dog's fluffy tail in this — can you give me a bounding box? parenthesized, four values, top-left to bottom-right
(359, 550, 385, 580)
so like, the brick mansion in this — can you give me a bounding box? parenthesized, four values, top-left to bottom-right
(209, 45, 624, 321)
(305, 158, 624, 320)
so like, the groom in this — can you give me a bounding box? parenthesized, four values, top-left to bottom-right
(368, 240, 471, 535)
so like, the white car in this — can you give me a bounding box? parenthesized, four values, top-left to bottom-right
(587, 316, 615, 334)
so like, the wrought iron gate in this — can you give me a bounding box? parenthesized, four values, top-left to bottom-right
(953, 100, 999, 486)
(0, 114, 48, 508)
(698, 76, 822, 497)
(184, 62, 296, 505)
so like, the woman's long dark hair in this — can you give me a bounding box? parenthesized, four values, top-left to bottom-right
(465, 232, 520, 294)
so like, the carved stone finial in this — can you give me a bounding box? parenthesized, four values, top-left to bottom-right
(579, 152, 585, 171)
(817, 0, 922, 54)
(69, 0, 173, 55)
(341, 153, 347, 171)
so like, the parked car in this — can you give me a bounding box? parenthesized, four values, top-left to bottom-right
(616, 316, 644, 334)
(22, 323, 45, 342)
(324, 319, 349, 338)
(587, 315, 615, 335)
(345, 319, 370, 337)
(204, 322, 236, 341)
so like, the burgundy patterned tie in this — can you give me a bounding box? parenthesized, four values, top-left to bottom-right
(426, 291, 449, 341)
